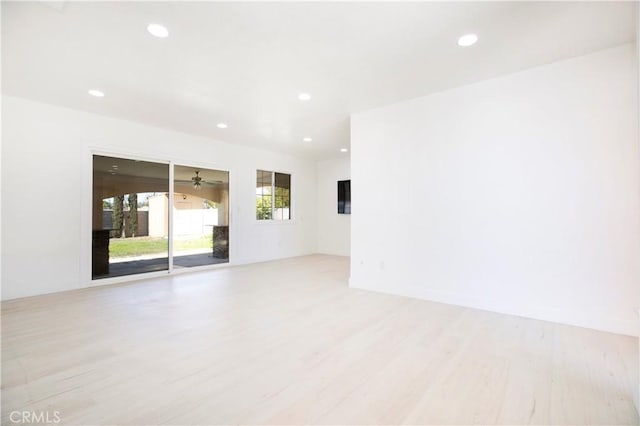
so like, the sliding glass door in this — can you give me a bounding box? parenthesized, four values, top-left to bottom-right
(173, 166, 229, 268)
(92, 155, 229, 280)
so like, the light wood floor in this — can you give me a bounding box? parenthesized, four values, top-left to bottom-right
(2, 255, 638, 425)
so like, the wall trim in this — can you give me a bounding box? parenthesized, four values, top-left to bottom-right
(349, 278, 639, 338)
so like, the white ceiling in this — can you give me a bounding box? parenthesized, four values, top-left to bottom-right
(2, 1, 636, 160)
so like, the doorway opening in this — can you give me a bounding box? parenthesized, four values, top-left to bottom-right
(173, 165, 229, 268)
(91, 155, 229, 280)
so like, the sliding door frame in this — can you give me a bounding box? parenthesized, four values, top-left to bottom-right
(171, 161, 231, 274)
(84, 148, 232, 289)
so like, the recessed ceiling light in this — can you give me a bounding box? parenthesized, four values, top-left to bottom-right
(340, 148, 348, 152)
(457, 34, 478, 47)
(298, 93, 311, 101)
(217, 123, 228, 129)
(303, 137, 312, 142)
(147, 23, 169, 38)
(88, 89, 104, 97)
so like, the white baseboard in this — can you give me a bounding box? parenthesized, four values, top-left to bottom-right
(349, 279, 639, 338)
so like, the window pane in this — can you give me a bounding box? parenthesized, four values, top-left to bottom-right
(256, 194, 272, 220)
(256, 169, 273, 220)
(256, 170, 291, 221)
(173, 165, 229, 268)
(274, 172, 290, 189)
(257, 169, 272, 188)
(92, 155, 169, 279)
(274, 172, 291, 220)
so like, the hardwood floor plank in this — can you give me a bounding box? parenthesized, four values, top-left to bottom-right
(2, 255, 638, 425)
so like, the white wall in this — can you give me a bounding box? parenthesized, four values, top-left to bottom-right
(316, 157, 351, 256)
(350, 44, 640, 337)
(635, 4, 640, 414)
(1, 95, 317, 300)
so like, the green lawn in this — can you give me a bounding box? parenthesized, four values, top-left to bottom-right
(110, 236, 213, 258)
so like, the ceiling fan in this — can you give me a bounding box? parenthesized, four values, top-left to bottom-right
(174, 171, 223, 190)
(192, 171, 203, 190)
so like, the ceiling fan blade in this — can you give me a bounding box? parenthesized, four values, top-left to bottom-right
(175, 179, 224, 185)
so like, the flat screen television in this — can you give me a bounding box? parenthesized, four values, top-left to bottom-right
(337, 180, 351, 214)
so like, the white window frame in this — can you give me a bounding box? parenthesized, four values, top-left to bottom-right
(256, 169, 292, 221)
